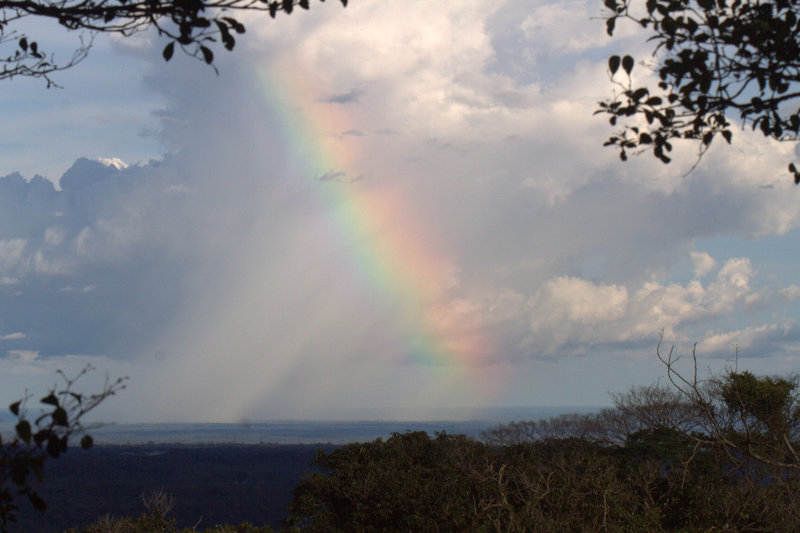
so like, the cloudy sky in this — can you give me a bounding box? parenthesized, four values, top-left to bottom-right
(1, 0, 799, 423)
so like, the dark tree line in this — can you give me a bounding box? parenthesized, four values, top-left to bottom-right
(286, 363, 800, 532)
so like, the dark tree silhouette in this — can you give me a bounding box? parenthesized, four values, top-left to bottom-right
(597, 0, 800, 182)
(0, 366, 126, 531)
(0, 0, 347, 86)
(654, 336, 800, 471)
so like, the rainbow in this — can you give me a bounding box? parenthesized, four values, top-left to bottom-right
(255, 56, 492, 375)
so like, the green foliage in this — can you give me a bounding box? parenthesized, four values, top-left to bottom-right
(0, 0, 349, 86)
(721, 371, 797, 436)
(285, 431, 492, 532)
(0, 367, 126, 531)
(623, 426, 694, 463)
(285, 367, 800, 531)
(597, 0, 800, 182)
(284, 431, 704, 531)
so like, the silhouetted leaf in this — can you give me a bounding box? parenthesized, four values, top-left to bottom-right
(622, 55, 634, 74)
(216, 20, 235, 50)
(51, 407, 68, 426)
(34, 430, 49, 446)
(15, 421, 31, 443)
(46, 435, 61, 457)
(609, 55, 620, 74)
(200, 45, 213, 64)
(27, 492, 46, 513)
(40, 393, 58, 407)
(162, 42, 174, 61)
(222, 17, 245, 33)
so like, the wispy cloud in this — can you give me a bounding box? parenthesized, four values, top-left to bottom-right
(321, 88, 364, 104)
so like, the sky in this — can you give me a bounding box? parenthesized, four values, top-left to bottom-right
(1, 0, 799, 423)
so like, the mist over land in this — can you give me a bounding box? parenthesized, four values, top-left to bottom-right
(82, 406, 600, 444)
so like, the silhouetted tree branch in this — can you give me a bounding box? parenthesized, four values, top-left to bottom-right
(597, 0, 800, 183)
(0, 366, 127, 531)
(0, 0, 348, 86)
(656, 332, 800, 471)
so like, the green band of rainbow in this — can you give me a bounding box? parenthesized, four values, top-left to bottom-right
(255, 57, 491, 373)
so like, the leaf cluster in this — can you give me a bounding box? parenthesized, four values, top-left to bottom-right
(0, 366, 126, 531)
(598, 0, 800, 181)
(0, 0, 348, 85)
(721, 371, 799, 437)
